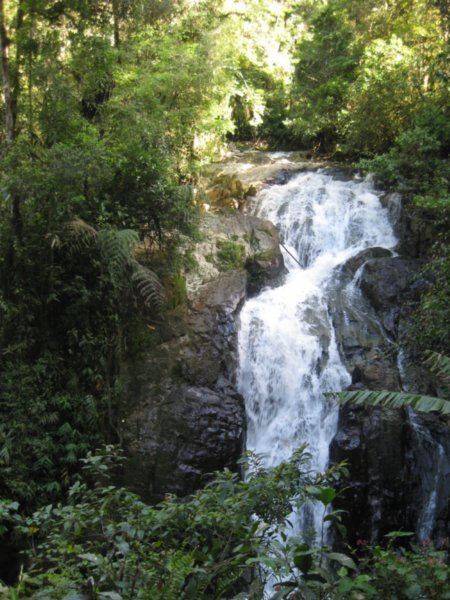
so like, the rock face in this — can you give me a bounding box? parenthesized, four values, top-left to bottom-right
(331, 406, 450, 546)
(120, 215, 284, 501)
(330, 247, 450, 545)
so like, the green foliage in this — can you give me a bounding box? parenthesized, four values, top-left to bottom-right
(358, 105, 450, 200)
(342, 36, 419, 155)
(336, 388, 450, 415)
(345, 536, 450, 599)
(289, 0, 449, 160)
(407, 242, 450, 356)
(3, 447, 448, 599)
(0, 357, 102, 509)
(216, 241, 246, 272)
(4, 445, 345, 599)
(289, 2, 361, 152)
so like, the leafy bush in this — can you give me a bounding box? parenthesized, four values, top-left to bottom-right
(407, 242, 450, 357)
(3, 446, 345, 599)
(358, 104, 450, 204)
(2, 447, 449, 599)
(344, 536, 450, 599)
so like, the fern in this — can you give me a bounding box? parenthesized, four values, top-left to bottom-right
(61, 219, 164, 308)
(335, 389, 450, 416)
(424, 351, 450, 387)
(97, 229, 139, 285)
(130, 260, 165, 309)
(212, 565, 244, 600)
(164, 551, 196, 600)
(63, 218, 98, 253)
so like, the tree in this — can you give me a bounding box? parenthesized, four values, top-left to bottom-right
(289, 1, 361, 153)
(0, 0, 14, 143)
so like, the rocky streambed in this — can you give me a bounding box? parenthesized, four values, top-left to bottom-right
(120, 151, 450, 545)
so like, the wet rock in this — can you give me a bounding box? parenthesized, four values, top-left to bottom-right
(331, 405, 450, 547)
(360, 257, 419, 312)
(358, 256, 424, 339)
(330, 239, 450, 546)
(407, 412, 450, 546)
(331, 405, 411, 544)
(339, 247, 392, 278)
(198, 150, 323, 211)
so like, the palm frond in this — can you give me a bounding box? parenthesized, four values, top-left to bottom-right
(335, 389, 450, 416)
(130, 259, 165, 309)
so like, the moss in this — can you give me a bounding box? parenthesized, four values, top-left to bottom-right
(216, 241, 245, 271)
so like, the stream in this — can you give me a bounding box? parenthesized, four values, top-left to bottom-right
(237, 166, 398, 536)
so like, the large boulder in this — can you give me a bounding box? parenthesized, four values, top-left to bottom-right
(187, 212, 285, 296)
(120, 271, 248, 501)
(121, 381, 245, 500)
(360, 256, 419, 318)
(330, 404, 411, 544)
(330, 250, 404, 390)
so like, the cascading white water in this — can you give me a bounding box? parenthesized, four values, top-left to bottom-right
(237, 169, 397, 535)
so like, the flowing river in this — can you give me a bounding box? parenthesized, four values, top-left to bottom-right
(237, 166, 398, 535)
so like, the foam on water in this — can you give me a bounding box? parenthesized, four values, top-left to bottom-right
(238, 169, 397, 535)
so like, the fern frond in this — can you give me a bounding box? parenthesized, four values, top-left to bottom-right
(212, 565, 243, 600)
(165, 551, 196, 600)
(97, 229, 139, 284)
(64, 218, 98, 253)
(130, 260, 165, 309)
(335, 389, 450, 416)
(424, 352, 450, 388)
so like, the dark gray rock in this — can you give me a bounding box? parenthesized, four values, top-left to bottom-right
(339, 247, 392, 278)
(331, 405, 411, 544)
(121, 383, 245, 500)
(120, 271, 250, 501)
(331, 405, 450, 547)
(330, 243, 450, 546)
(359, 257, 419, 312)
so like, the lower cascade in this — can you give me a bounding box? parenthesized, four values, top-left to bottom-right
(237, 168, 398, 535)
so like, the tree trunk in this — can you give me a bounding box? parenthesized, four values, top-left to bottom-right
(0, 0, 14, 143)
(11, 1, 24, 130)
(112, 0, 120, 48)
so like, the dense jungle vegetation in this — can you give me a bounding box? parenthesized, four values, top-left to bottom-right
(0, 0, 449, 597)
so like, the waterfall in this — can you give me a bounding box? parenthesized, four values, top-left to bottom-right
(237, 169, 397, 535)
